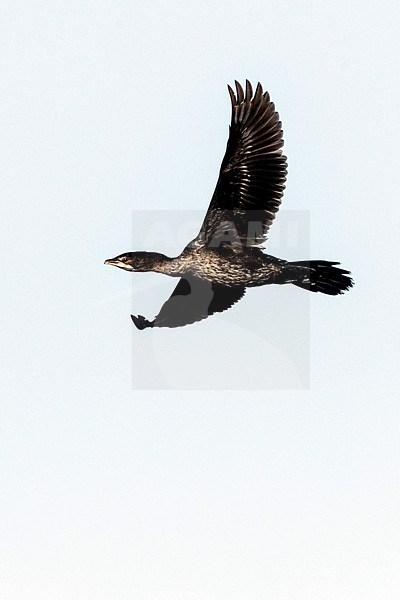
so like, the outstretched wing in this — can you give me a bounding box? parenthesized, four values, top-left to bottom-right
(197, 80, 287, 249)
(131, 277, 245, 329)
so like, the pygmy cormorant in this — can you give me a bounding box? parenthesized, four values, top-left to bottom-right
(105, 80, 353, 329)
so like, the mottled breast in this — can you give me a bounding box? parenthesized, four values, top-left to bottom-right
(169, 247, 281, 286)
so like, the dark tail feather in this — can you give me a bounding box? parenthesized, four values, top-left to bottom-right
(287, 260, 354, 296)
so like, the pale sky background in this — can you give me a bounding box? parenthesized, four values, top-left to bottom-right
(1, 1, 399, 599)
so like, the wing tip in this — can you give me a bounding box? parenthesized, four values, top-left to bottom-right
(235, 80, 244, 103)
(245, 79, 253, 101)
(227, 84, 236, 107)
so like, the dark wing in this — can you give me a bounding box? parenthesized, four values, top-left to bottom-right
(131, 277, 245, 329)
(197, 80, 287, 249)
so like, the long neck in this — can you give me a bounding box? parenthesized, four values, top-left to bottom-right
(145, 252, 174, 274)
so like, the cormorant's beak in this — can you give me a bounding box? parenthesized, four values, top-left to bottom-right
(104, 256, 133, 270)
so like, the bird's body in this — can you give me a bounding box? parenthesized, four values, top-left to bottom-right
(151, 246, 284, 287)
(105, 80, 353, 329)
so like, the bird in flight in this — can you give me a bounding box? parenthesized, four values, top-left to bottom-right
(105, 80, 353, 329)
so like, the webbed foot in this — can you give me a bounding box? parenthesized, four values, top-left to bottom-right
(130, 314, 154, 330)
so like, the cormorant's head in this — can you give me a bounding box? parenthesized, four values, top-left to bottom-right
(104, 251, 167, 272)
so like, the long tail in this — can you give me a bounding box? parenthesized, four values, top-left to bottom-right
(285, 260, 354, 296)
